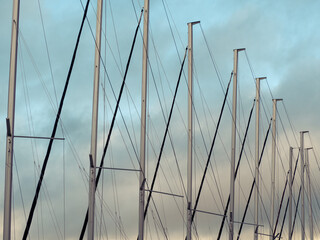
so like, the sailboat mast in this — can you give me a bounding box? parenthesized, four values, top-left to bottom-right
(187, 20, 199, 240)
(306, 147, 313, 240)
(230, 48, 244, 240)
(138, 0, 149, 239)
(88, 0, 103, 239)
(289, 146, 293, 240)
(3, 0, 20, 239)
(254, 77, 265, 240)
(300, 130, 308, 240)
(270, 98, 282, 240)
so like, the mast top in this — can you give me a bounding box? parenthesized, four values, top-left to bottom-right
(187, 20, 200, 25)
(234, 48, 245, 52)
(300, 130, 309, 134)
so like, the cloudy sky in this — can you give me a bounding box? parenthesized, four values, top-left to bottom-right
(1, 0, 320, 239)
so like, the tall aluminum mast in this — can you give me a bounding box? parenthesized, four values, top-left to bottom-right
(288, 147, 293, 240)
(229, 48, 244, 240)
(187, 20, 199, 240)
(254, 77, 265, 240)
(3, 0, 20, 239)
(138, 1, 149, 239)
(270, 98, 282, 240)
(300, 131, 308, 240)
(88, 0, 103, 239)
(306, 147, 313, 240)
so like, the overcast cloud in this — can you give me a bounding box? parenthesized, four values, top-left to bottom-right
(1, 0, 320, 239)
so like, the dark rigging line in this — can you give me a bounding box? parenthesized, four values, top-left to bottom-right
(278, 191, 289, 239)
(143, 47, 187, 220)
(291, 186, 301, 238)
(22, 0, 91, 239)
(273, 175, 288, 237)
(193, 63, 226, 212)
(191, 72, 234, 225)
(236, 119, 272, 240)
(274, 152, 300, 238)
(215, 98, 255, 240)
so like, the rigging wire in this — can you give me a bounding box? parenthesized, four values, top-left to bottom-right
(36, 0, 59, 107)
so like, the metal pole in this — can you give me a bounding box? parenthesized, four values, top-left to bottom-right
(88, 0, 103, 239)
(300, 131, 308, 240)
(254, 77, 265, 240)
(138, 1, 149, 239)
(270, 98, 282, 240)
(289, 147, 293, 240)
(306, 147, 313, 240)
(187, 21, 199, 240)
(230, 48, 245, 240)
(4, 0, 20, 239)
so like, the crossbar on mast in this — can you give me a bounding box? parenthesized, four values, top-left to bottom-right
(144, 190, 183, 198)
(193, 209, 264, 227)
(97, 167, 141, 172)
(14, 135, 65, 140)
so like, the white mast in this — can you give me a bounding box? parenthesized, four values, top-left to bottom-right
(306, 147, 313, 240)
(230, 48, 244, 240)
(254, 77, 265, 240)
(88, 0, 103, 238)
(288, 146, 293, 240)
(270, 98, 282, 240)
(3, 0, 20, 239)
(300, 131, 308, 240)
(187, 20, 199, 240)
(138, 1, 149, 239)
